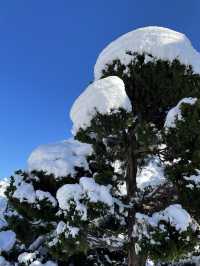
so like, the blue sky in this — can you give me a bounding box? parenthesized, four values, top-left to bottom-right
(0, 0, 200, 178)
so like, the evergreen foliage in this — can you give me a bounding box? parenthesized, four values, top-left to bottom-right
(2, 52, 200, 266)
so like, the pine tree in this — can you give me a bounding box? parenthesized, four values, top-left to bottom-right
(2, 26, 200, 266)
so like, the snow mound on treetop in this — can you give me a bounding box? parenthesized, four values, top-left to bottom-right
(28, 139, 92, 178)
(94, 26, 200, 80)
(164, 97, 197, 128)
(70, 76, 132, 134)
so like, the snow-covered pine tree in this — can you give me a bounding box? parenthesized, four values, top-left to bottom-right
(2, 26, 200, 266)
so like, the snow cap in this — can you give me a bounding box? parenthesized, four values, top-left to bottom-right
(28, 139, 92, 178)
(70, 76, 132, 134)
(94, 26, 200, 79)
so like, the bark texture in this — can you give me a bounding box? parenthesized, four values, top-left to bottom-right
(126, 127, 146, 266)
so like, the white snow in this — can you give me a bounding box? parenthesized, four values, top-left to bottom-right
(94, 26, 200, 80)
(18, 252, 37, 264)
(56, 177, 114, 220)
(35, 190, 57, 207)
(28, 138, 92, 178)
(0, 180, 8, 229)
(0, 230, 16, 252)
(113, 158, 165, 191)
(0, 256, 11, 266)
(70, 76, 132, 134)
(80, 177, 113, 206)
(146, 260, 154, 266)
(137, 157, 165, 190)
(13, 182, 57, 207)
(56, 221, 66, 235)
(164, 97, 197, 128)
(18, 254, 57, 266)
(56, 221, 79, 238)
(13, 182, 36, 204)
(136, 204, 193, 233)
(30, 261, 57, 266)
(184, 170, 200, 188)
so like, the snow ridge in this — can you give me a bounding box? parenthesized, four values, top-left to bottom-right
(94, 26, 200, 80)
(70, 76, 132, 134)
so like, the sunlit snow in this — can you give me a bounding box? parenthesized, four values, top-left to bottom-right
(70, 76, 132, 134)
(28, 139, 92, 178)
(164, 97, 197, 128)
(94, 26, 200, 79)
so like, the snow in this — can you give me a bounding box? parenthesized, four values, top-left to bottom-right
(28, 138, 92, 178)
(13, 182, 57, 207)
(94, 26, 200, 80)
(70, 76, 132, 134)
(30, 261, 57, 266)
(56, 183, 85, 216)
(13, 182, 36, 204)
(184, 170, 200, 188)
(137, 157, 165, 190)
(18, 253, 57, 266)
(56, 221, 79, 238)
(79, 177, 113, 206)
(35, 190, 57, 207)
(146, 260, 154, 266)
(56, 221, 66, 235)
(0, 180, 8, 229)
(0, 256, 11, 266)
(136, 204, 193, 233)
(164, 97, 197, 128)
(113, 157, 165, 191)
(0, 230, 16, 252)
(56, 177, 114, 220)
(18, 252, 37, 264)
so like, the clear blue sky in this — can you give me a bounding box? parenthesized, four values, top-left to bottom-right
(0, 0, 200, 178)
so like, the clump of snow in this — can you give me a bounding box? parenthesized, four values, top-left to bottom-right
(28, 138, 92, 178)
(13, 182, 57, 207)
(56, 221, 66, 235)
(56, 221, 79, 238)
(13, 183, 36, 204)
(0, 180, 8, 229)
(136, 204, 193, 233)
(137, 157, 165, 190)
(164, 97, 197, 128)
(70, 76, 132, 134)
(184, 170, 200, 188)
(30, 261, 57, 266)
(0, 230, 16, 252)
(94, 26, 200, 80)
(0, 256, 11, 266)
(18, 252, 37, 264)
(146, 260, 154, 266)
(35, 190, 57, 207)
(56, 177, 114, 220)
(80, 177, 113, 206)
(18, 253, 57, 266)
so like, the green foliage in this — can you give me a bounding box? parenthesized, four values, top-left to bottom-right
(47, 228, 88, 262)
(4, 52, 200, 265)
(102, 53, 200, 128)
(163, 100, 200, 221)
(75, 108, 133, 190)
(137, 220, 200, 263)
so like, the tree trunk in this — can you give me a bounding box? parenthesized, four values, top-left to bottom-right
(126, 127, 146, 266)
